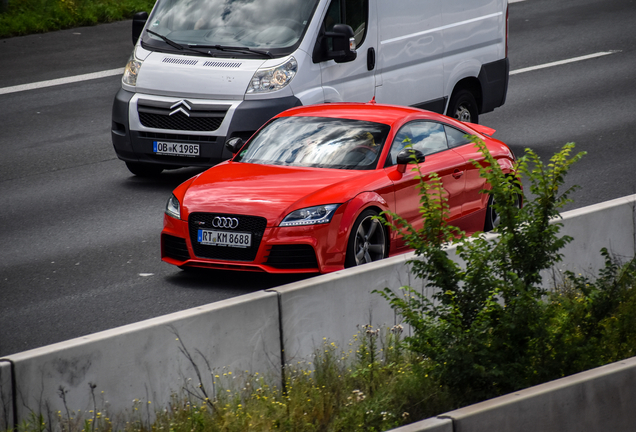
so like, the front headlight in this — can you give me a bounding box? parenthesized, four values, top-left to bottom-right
(122, 52, 143, 87)
(280, 204, 340, 227)
(246, 57, 297, 94)
(165, 194, 181, 220)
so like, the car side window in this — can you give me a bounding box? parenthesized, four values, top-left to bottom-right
(324, 0, 368, 46)
(386, 121, 448, 166)
(445, 125, 471, 148)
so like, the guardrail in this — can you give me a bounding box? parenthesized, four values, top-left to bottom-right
(1, 194, 635, 431)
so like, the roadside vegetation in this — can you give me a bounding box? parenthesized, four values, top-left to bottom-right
(6, 139, 636, 432)
(0, 0, 156, 39)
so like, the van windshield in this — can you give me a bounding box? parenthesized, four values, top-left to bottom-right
(143, 0, 320, 56)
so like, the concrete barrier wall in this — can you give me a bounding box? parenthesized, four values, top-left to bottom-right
(0, 194, 635, 430)
(548, 194, 636, 284)
(271, 253, 420, 363)
(1, 291, 281, 428)
(392, 356, 636, 432)
(0, 361, 13, 431)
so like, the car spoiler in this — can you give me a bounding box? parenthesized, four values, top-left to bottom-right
(464, 122, 496, 137)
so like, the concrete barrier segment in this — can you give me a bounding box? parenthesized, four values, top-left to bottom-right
(547, 193, 636, 287)
(269, 252, 423, 364)
(388, 416, 453, 432)
(5, 291, 281, 426)
(0, 359, 15, 432)
(437, 356, 636, 432)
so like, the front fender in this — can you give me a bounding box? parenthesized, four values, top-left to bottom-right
(331, 191, 391, 254)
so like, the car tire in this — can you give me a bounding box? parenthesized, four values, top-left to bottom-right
(345, 209, 387, 268)
(125, 162, 164, 177)
(447, 89, 479, 124)
(484, 191, 521, 232)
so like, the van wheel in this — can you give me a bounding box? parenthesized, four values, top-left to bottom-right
(126, 162, 164, 177)
(448, 89, 479, 124)
(345, 209, 387, 268)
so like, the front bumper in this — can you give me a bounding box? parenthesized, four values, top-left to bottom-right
(111, 89, 302, 168)
(160, 213, 347, 274)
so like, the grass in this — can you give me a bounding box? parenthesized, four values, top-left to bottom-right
(0, 0, 156, 39)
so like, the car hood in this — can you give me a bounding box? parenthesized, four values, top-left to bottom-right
(181, 162, 384, 224)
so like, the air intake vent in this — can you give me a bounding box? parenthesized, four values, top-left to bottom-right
(162, 57, 199, 66)
(202, 61, 243, 68)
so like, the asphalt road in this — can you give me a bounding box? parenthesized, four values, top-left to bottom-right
(1, 0, 635, 357)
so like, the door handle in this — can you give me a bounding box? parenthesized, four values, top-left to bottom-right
(367, 47, 375, 71)
(452, 169, 464, 179)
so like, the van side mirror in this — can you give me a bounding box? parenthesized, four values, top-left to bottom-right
(132, 11, 148, 45)
(314, 24, 357, 64)
(327, 24, 357, 63)
(225, 137, 245, 154)
(396, 149, 425, 173)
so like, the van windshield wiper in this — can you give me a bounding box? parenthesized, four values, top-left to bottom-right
(189, 44, 273, 59)
(146, 29, 214, 57)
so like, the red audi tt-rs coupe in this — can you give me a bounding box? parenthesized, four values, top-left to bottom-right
(161, 102, 516, 274)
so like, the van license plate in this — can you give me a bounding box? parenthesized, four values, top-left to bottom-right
(198, 230, 251, 248)
(154, 141, 200, 157)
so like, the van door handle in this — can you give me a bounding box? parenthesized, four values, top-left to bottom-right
(452, 169, 463, 179)
(367, 47, 375, 71)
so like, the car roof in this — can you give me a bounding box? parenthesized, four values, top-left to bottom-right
(275, 101, 445, 127)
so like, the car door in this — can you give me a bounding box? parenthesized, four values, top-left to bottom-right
(444, 124, 488, 217)
(384, 121, 466, 251)
(318, 0, 378, 102)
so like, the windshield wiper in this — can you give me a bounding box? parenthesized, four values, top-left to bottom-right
(146, 29, 214, 57)
(189, 44, 273, 59)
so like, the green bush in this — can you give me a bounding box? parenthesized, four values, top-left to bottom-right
(0, 0, 156, 38)
(377, 139, 590, 405)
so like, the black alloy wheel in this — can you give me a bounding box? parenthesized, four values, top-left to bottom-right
(345, 209, 387, 267)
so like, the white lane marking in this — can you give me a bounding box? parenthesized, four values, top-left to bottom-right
(509, 0, 526, 3)
(0, 51, 619, 96)
(381, 12, 502, 45)
(0, 68, 124, 95)
(510, 51, 618, 75)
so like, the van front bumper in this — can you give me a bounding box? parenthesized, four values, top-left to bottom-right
(111, 89, 302, 168)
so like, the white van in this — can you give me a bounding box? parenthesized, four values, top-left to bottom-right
(112, 0, 509, 176)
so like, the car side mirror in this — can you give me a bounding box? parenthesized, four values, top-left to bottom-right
(396, 149, 425, 173)
(132, 11, 148, 45)
(225, 137, 245, 154)
(325, 24, 357, 63)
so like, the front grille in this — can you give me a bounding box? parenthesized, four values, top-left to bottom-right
(139, 132, 218, 143)
(137, 104, 228, 132)
(189, 213, 267, 261)
(162, 234, 190, 261)
(265, 245, 318, 269)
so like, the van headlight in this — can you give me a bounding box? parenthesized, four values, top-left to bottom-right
(246, 57, 297, 94)
(122, 52, 143, 87)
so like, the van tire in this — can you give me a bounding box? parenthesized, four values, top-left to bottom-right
(448, 89, 479, 124)
(125, 162, 164, 177)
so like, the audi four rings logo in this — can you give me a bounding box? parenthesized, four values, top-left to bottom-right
(212, 217, 239, 229)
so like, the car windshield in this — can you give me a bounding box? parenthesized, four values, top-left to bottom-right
(143, 0, 320, 55)
(235, 116, 391, 170)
